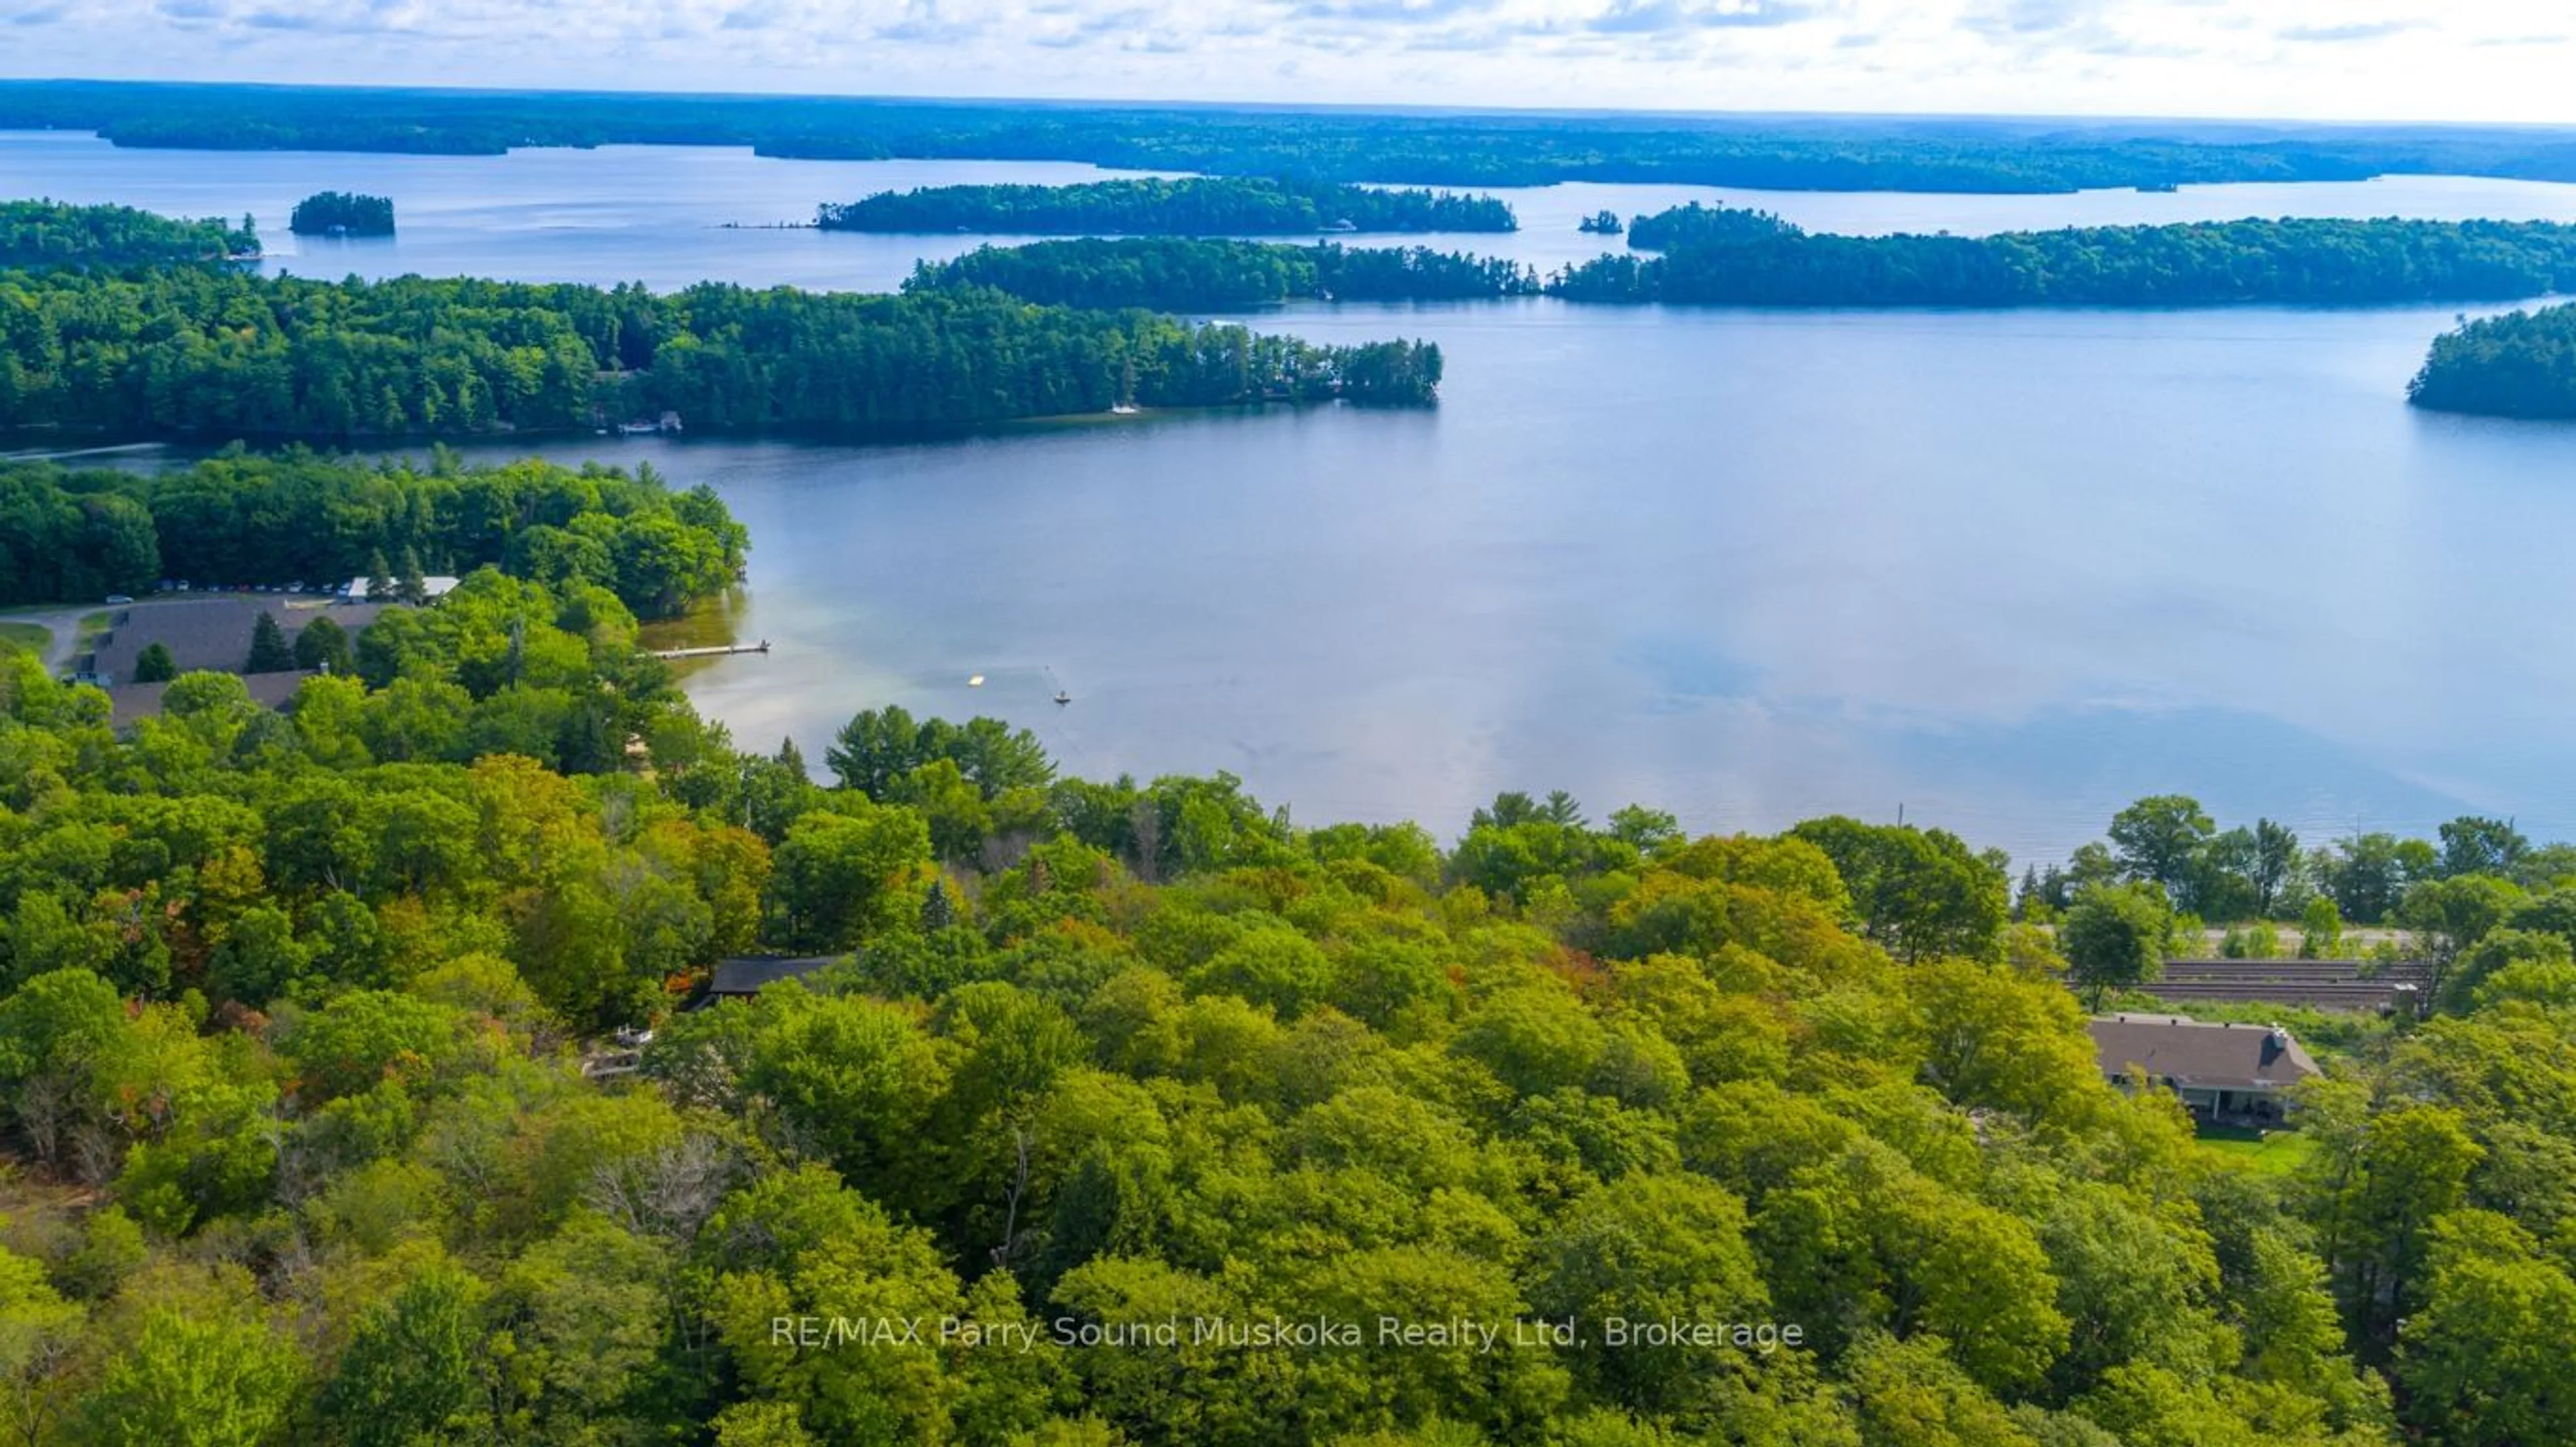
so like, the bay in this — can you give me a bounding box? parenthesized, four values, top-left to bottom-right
(13, 129, 2576, 859)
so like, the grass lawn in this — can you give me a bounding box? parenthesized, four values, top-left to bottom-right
(2198, 1124, 2320, 1177)
(0, 621, 47, 655)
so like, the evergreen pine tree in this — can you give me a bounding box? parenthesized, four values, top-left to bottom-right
(921, 878, 954, 932)
(397, 546, 429, 606)
(244, 611, 296, 674)
(366, 549, 393, 604)
(777, 737, 810, 784)
(131, 641, 177, 683)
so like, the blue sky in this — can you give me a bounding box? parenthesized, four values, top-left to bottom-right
(1, 0, 2570, 122)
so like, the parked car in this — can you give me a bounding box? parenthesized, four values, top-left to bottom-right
(103, 594, 133, 605)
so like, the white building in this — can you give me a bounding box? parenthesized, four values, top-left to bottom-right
(340, 575, 460, 603)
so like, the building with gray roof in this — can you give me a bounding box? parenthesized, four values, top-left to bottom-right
(2090, 1012, 2322, 1125)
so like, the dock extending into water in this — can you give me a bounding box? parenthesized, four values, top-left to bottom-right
(651, 640, 770, 660)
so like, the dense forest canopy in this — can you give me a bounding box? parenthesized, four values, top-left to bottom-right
(17, 79, 2576, 191)
(0, 199, 256, 268)
(909, 238, 1540, 310)
(1553, 211, 2576, 307)
(3, 573, 2576, 1442)
(288, 191, 396, 237)
(818, 176, 1516, 235)
(0, 451, 747, 617)
(2407, 303, 2576, 419)
(0, 265, 1443, 440)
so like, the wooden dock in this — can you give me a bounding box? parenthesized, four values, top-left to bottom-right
(651, 640, 769, 660)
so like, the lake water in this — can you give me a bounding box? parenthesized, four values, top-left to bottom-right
(14, 131, 2576, 861)
(17, 128, 2576, 286)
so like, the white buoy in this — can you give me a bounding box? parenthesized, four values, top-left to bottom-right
(967, 675, 985, 687)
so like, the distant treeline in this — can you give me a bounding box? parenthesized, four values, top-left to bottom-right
(818, 176, 1516, 234)
(1556, 210, 2576, 307)
(909, 238, 1538, 310)
(25, 80, 2576, 192)
(289, 190, 396, 236)
(0, 266, 1444, 441)
(0, 198, 256, 267)
(0, 451, 746, 614)
(2408, 304, 2576, 420)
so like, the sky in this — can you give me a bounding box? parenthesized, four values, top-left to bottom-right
(1, 0, 2573, 124)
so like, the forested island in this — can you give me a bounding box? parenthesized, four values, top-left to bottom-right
(23, 78, 2576, 192)
(2408, 303, 2576, 419)
(818, 176, 1515, 235)
(1, 523, 2574, 1443)
(0, 198, 256, 267)
(877, 215, 2576, 316)
(909, 237, 1539, 310)
(0, 264, 1444, 439)
(288, 190, 396, 237)
(1622, 199, 1800, 252)
(1554, 209, 2576, 307)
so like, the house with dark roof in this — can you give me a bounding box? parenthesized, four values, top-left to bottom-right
(695, 955, 844, 1007)
(108, 670, 313, 729)
(2090, 1012, 2322, 1124)
(89, 598, 394, 684)
(2146, 958, 2428, 1012)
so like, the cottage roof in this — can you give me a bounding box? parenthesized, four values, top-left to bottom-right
(707, 956, 843, 997)
(2089, 1013, 2323, 1091)
(93, 598, 394, 682)
(107, 669, 313, 728)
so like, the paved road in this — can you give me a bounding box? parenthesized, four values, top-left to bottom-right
(0, 604, 99, 675)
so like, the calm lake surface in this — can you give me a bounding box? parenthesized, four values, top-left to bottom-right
(15, 131, 2576, 860)
(18, 128, 2576, 286)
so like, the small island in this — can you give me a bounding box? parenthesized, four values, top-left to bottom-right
(817, 176, 1515, 235)
(289, 190, 396, 237)
(1577, 209, 1624, 235)
(1623, 200, 1799, 252)
(2408, 303, 2576, 420)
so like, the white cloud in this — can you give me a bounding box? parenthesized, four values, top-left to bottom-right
(1, 0, 2570, 123)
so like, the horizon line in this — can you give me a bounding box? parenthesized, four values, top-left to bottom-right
(7, 74, 2576, 136)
